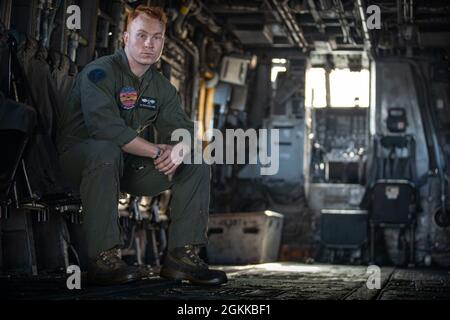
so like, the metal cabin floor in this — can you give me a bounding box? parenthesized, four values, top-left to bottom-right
(1, 263, 449, 300)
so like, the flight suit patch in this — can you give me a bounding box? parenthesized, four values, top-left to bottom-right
(137, 96, 158, 111)
(119, 87, 138, 110)
(87, 68, 106, 84)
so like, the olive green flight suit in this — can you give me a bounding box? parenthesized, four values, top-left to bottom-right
(57, 48, 209, 259)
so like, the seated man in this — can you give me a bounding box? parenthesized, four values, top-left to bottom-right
(57, 5, 227, 286)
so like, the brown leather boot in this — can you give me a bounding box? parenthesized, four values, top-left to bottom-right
(160, 245, 228, 286)
(87, 248, 143, 286)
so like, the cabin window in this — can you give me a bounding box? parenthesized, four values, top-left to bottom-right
(305, 67, 370, 108)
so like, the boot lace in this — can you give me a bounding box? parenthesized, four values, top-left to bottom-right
(184, 245, 208, 269)
(99, 248, 121, 267)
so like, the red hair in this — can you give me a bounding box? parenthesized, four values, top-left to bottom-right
(126, 5, 167, 31)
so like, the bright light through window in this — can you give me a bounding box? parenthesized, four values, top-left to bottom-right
(305, 67, 370, 108)
(305, 68, 327, 108)
(330, 69, 370, 107)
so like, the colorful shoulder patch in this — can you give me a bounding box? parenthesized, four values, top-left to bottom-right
(119, 87, 138, 110)
(87, 68, 106, 84)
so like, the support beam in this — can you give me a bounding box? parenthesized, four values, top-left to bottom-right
(268, 0, 308, 49)
(356, 0, 373, 58)
(307, 0, 326, 34)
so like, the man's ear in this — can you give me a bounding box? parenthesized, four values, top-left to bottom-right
(123, 31, 129, 46)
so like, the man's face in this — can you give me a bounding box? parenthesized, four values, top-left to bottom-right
(123, 14, 165, 66)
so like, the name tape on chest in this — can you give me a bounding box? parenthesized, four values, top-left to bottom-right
(138, 97, 158, 111)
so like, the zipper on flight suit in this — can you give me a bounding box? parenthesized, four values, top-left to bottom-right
(134, 74, 159, 135)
